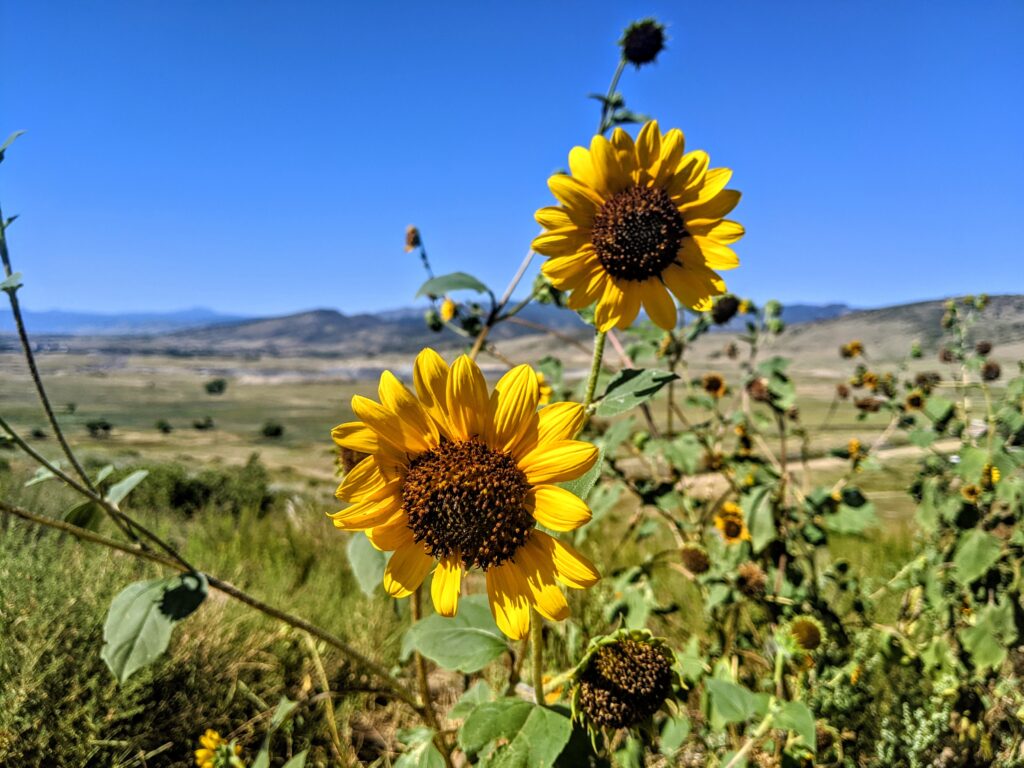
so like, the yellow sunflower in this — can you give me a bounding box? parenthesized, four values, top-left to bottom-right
(194, 730, 240, 768)
(713, 501, 751, 545)
(331, 349, 600, 639)
(532, 120, 742, 332)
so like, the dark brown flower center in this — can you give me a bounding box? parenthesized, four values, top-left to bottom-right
(402, 438, 532, 570)
(577, 638, 674, 729)
(591, 185, 687, 281)
(723, 518, 743, 539)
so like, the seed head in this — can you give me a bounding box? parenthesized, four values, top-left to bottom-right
(786, 616, 825, 652)
(619, 19, 667, 68)
(736, 561, 766, 598)
(711, 295, 740, 325)
(680, 544, 710, 574)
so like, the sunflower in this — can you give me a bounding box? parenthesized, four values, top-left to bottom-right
(714, 501, 751, 544)
(536, 371, 554, 405)
(194, 730, 241, 768)
(439, 297, 457, 323)
(904, 389, 925, 411)
(331, 349, 600, 639)
(532, 120, 742, 332)
(702, 372, 727, 398)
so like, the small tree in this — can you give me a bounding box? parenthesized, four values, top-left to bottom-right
(204, 378, 228, 395)
(155, 419, 173, 434)
(260, 421, 285, 439)
(193, 416, 215, 431)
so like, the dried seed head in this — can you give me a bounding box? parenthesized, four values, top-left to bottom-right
(404, 225, 422, 252)
(736, 561, 766, 597)
(575, 636, 674, 729)
(975, 340, 992, 356)
(711, 295, 740, 325)
(680, 544, 711, 574)
(619, 19, 667, 68)
(982, 360, 1001, 381)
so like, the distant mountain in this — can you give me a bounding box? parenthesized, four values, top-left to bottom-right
(0, 307, 249, 335)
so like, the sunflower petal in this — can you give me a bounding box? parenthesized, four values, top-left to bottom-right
(683, 189, 742, 223)
(485, 561, 532, 640)
(331, 421, 378, 453)
(536, 402, 586, 444)
(517, 535, 570, 621)
(431, 556, 462, 617)
(688, 218, 745, 245)
(589, 134, 626, 196)
(351, 395, 427, 455)
(487, 364, 539, 452)
(366, 515, 414, 551)
(692, 236, 740, 270)
(663, 263, 725, 312)
(527, 484, 593, 531)
(610, 127, 637, 180)
(413, 348, 452, 437)
(532, 228, 590, 257)
(328, 494, 402, 530)
(383, 542, 433, 598)
(640, 278, 677, 330)
(518, 439, 598, 484)
(636, 120, 662, 182)
(446, 355, 489, 440)
(378, 370, 438, 446)
(568, 145, 599, 189)
(548, 173, 603, 213)
(531, 530, 600, 589)
(336, 455, 393, 502)
(535, 205, 574, 230)
(654, 128, 685, 186)
(612, 280, 643, 331)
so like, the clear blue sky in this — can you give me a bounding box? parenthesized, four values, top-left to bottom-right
(2, 1, 1022, 316)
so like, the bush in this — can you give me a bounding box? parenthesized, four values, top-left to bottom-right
(204, 378, 228, 396)
(260, 421, 285, 439)
(155, 419, 173, 434)
(85, 419, 112, 438)
(193, 416, 215, 431)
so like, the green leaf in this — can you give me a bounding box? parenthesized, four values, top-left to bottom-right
(416, 272, 490, 298)
(558, 447, 602, 502)
(659, 715, 690, 755)
(282, 751, 308, 768)
(908, 428, 935, 448)
(449, 680, 494, 719)
(596, 369, 678, 417)
(105, 469, 149, 505)
(24, 463, 61, 486)
(404, 594, 507, 673)
(823, 502, 877, 534)
(63, 500, 103, 531)
(743, 487, 774, 554)
(953, 529, 1002, 584)
(270, 696, 299, 729)
(395, 729, 444, 768)
(94, 464, 115, 484)
(923, 394, 954, 422)
(706, 678, 759, 724)
(101, 573, 208, 683)
(960, 599, 1018, 672)
(0, 272, 23, 292)
(775, 701, 816, 752)
(459, 700, 572, 767)
(0, 130, 25, 156)
(347, 534, 388, 597)
(664, 433, 702, 474)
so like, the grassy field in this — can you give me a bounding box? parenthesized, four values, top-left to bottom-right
(0, 345, 929, 765)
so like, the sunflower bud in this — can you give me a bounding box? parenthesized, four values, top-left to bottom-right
(571, 630, 677, 732)
(711, 294, 740, 325)
(982, 360, 1001, 381)
(404, 225, 422, 252)
(618, 19, 667, 68)
(975, 340, 992, 356)
(786, 616, 826, 652)
(424, 308, 443, 332)
(440, 297, 457, 323)
(680, 544, 711, 575)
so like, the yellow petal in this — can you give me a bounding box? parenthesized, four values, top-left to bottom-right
(692, 236, 739, 270)
(688, 218, 744, 245)
(683, 189, 742, 223)
(366, 516, 414, 551)
(431, 556, 462, 617)
(678, 166, 732, 209)
(383, 542, 433, 598)
(654, 128, 685, 186)
(610, 279, 643, 331)
(351, 394, 428, 455)
(640, 278, 677, 330)
(331, 421, 378, 453)
(610, 127, 637, 180)
(527, 484, 593, 531)
(534, 205, 574, 230)
(413, 347, 452, 437)
(635, 120, 661, 181)
(329, 495, 402, 530)
(547, 173, 603, 214)
(336, 455, 393, 502)
(487, 364, 539, 452)
(663, 263, 725, 312)
(515, 536, 570, 621)
(536, 402, 586, 444)
(378, 370, 438, 445)
(485, 561, 532, 639)
(531, 530, 600, 589)
(518, 439, 598, 484)
(446, 354, 489, 440)
(531, 228, 589, 257)
(667, 150, 709, 198)
(568, 145, 599, 189)
(566, 268, 608, 310)
(542, 251, 600, 290)
(589, 134, 626, 196)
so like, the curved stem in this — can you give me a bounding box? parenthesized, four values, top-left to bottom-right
(598, 59, 627, 135)
(530, 610, 546, 706)
(468, 249, 534, 361)
(582, 330, 608, 414)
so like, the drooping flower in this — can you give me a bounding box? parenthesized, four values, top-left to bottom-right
(736, 561, 766, 597)
(714, 501, 750, 545)
(680, 543, 710, 574)
(331, 349, 600, 639)
(571, 629, 679, 734)
(533, 121, 742, 332)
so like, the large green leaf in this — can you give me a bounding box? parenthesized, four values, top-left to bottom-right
(404, 595, 507, 673)
(347, 534, 388, 597)
(706, 678, 759, 725)
(960, 599, 1018, 672)
(953, 529, 1002, 584)
(105, 469, 149, 505)
(742, 487, 774, 554)
(595, 369, 678, 417)
(395, 728, 445, 768)
(775, 701, 816, 752)
(459, 699, 572, 767)
(823, 501, 877, 534)
(416, 272, 490, 298)
(101, 572, 208, 683)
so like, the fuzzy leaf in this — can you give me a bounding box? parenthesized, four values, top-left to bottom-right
(403, 595, 507, 673)
(596, 369, 678, 417)
(347, 534, 388, 596)
(416, 272, 490, 298)
(953, 529, 1002, 585)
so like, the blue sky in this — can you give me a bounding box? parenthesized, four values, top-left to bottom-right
(2, 1, 1022, 316)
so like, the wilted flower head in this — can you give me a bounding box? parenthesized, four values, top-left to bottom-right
(836, 383, 850, 400)
(680, 543, 711, 574)
(939, 347, 955, 363)
(736, 561, 766, 597)
(571, 629, 678, 733)
(786, 616, 826, 652)
(711, 294, 740, 325)
(982, 360, 1001, 381)
(854, 397, 882, 413)
(619, 18, 667, 67)
(747, 376, 771, 403)
(404, 225, 422, 252)
(975, 340, 993, 356)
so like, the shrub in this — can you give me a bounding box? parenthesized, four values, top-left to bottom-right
(204, 378, 228, 395)
(155, 419, 173, 434)
(85, 419, 112, 438)
(193, 416, 215, 431)
(260, 421, 285, 438)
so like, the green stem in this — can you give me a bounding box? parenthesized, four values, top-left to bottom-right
(582, 330, 607, 413)
(531, 610, 546, 706)
(598, 59, 627, 135)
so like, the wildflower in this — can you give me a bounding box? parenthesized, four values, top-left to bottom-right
(619, 18, 667, 67)
(904, 389, 925, 411)
(736, 561, 766, 597)
(982, 360, 1001, 381)
(571, 630, 678, 734)
(847, 438, 863, 461)
(404, 225, 422, 252)
(702, 372, 727, 398)
(861, 371, 879, 391)
(981, 464, 1001, 490)
(714, 501, 750, 544)
(194, 730, 242, 768)
(734, 423, 753, 457)
(440, 297, 457, 323)
(536, 371, 554, 405)
(680, 543, 710, 574)
(786, 616, 826, 652)
(738, 298, 752, 314)
(331, 350, 600, 639)
(975, 340, 992, 356)
(840, 340, 864, 358)
(533, 121, 742, 331)
(836, 383, 850, 400)
(711, 294, 740, 325)
(960, 484, 981, 504)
